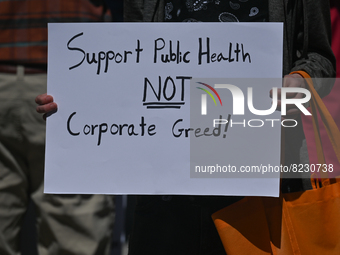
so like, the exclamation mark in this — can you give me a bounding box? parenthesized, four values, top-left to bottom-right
(223, 114, 231, 138)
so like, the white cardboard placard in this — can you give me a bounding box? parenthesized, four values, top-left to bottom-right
(46, 23, 283, 196)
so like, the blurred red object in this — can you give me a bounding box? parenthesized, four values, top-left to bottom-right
(302, 0, 340, 177)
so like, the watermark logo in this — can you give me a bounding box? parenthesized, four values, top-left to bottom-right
(196, 82, 223, 115)
(199, 83, 311, 116)
(190, 78, 336, 180)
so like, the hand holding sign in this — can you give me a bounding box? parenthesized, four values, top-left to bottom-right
(270, 73, 310, 120)
(36, 93, 58, 120)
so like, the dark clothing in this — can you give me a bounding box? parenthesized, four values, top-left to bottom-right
(164, 0, 268, 22)
(124, 1, 336, 254)
(128, 195, 243, 255)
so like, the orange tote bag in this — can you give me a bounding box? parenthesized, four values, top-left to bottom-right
(212, 71, 340, 255)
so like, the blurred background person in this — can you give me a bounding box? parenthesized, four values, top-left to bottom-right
(0, 1, 116, 254)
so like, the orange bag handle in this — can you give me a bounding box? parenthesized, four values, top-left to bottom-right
(290, 71, 340, 187)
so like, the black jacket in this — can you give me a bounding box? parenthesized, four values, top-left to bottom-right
(124, 0, 336, 190)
